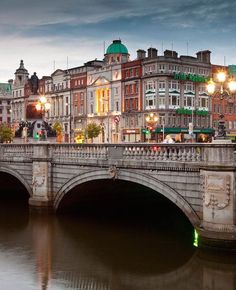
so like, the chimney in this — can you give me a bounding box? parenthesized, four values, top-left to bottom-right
(147, 47, 158, 58)
(164, 50, 178, 58)
(196, 50, 211, 63)
(137, 49, 146, 59)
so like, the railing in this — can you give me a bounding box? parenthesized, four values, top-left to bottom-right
(50, 144, 108, 161)
(48, 143, 203, 162)
(0, 144, 34, 161)
(0, 143, 235, 164)
(122, 144, 201, 162)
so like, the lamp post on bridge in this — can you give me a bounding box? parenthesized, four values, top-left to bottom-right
(206, 70, 236, 140)
(145, 112, 158, 142)
(36, 96, 51, 141)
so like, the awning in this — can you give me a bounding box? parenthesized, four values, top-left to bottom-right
(153, 127, 214, 134)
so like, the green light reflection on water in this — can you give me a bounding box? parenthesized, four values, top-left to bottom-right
(193, 229, 199, 247)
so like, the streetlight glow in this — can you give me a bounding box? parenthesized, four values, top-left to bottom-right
(228, 80, 236, 92)
(206, 78, 215, 95)
(39, 96, 47, 104)
(217, 71, 226, 83)
(36, 103, 42, 111)
(35, 96, 51, 141)
(206, 70, 235, 140)
(145, 116, 150, 122)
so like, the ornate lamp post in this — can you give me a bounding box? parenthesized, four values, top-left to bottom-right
(36, 96, 51, 141)
(206, 71, 236, 139)
(145, 112, 158, 142)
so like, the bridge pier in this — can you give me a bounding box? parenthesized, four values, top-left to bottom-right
(198, 145, 236, 249)
(29, 144, 53, 212)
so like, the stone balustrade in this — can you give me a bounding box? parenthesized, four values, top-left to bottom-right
(0, 143, 235, 164)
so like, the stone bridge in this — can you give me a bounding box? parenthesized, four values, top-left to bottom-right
(0, 142, 235, 249)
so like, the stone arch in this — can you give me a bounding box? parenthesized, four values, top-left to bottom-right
(54, 168, 200, 226)
(0, 165, 32, 197)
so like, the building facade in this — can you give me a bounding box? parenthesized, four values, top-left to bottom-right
(11, 60, 29, 129)
(141, 48, 213, 142)
(86, 40, 129, 143)
(211, 64, 236, 140)
(121, 55, 143, 142)
(0, 80, 12, 125)
(11, 40, 236, 143)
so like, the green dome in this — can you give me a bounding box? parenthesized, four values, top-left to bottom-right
(106, 40, 128, 54)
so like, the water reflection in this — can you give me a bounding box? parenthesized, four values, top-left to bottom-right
(0, 204, 236, 289)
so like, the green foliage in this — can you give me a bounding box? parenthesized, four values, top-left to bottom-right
(176, 108, 192, 115)
(195, 109, 208, 116)
(0, 123, 13, 143)
(176, 108, 208, 116)
(85, 122, 101, 141)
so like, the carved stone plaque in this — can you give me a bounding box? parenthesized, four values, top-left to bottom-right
(202, 173, 231, 219)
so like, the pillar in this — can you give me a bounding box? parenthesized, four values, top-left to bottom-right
(29, 144, 53, 211)
(198, 144, 236, 249)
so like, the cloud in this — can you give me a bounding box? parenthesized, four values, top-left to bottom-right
(0, 0, 236, 81)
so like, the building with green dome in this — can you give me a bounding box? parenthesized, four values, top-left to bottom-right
(104, 40, 129, 64)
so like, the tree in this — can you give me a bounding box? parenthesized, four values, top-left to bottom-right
(85, 122, 101, 143)
(0, 123, 13, 143)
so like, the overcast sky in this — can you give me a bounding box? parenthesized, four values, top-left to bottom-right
(0, 0, 236, 82)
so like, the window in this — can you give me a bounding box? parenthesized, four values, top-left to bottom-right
(146, 98, 154, 107)
(90, 103, 94, 114)
(184, 96, 194, 107)
(159, 64, 165, 72)
(146, 81, 155, 91)
(169, 95, 180, 106)
(199, 97, 208, 108)
(184, 82, 194, 91)
(159, 95, 165, 107)
(169, 81, 179, 90)
(115, 101, 119, 111)
(158, 81, 165, 90)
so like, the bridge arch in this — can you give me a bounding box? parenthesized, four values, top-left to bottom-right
(54, 168, 200, 227)
(0, 165, 32, 197)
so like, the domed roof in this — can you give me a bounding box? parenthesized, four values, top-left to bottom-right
(106, 40, 128, 54)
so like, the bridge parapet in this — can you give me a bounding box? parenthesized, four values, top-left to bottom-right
(46, 143, 236, 166)
(0, 142, 235, 165)
(0, 144, 33, 161)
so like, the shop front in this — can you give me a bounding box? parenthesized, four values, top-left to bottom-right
(153, 127, 214, 143)
(122, 128, 141, 142)
(227, 132, 236, 142)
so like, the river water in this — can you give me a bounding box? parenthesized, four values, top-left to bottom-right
(0, 196, 236, 290)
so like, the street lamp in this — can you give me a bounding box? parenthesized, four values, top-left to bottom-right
(36, 96, 51, 141)
(145, 112, 158, 142)
(206, 70, 236, 139)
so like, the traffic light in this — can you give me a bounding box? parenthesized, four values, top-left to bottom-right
(142, 128, 149, 134)
(148, 126, 154, 132)
(35, 132, 40, 140)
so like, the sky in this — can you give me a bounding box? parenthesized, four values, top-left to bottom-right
(0, 0, 236, 82)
